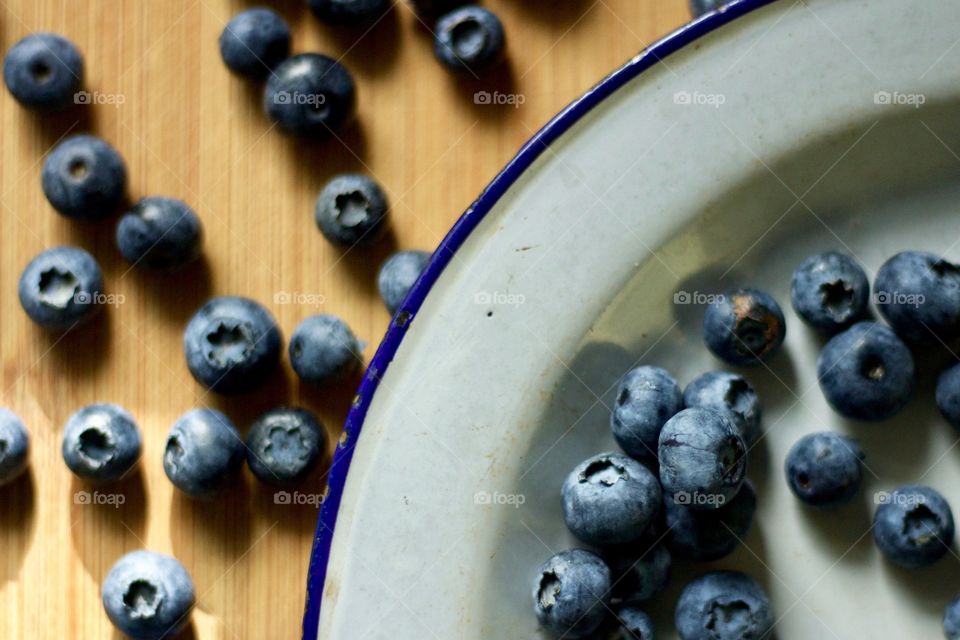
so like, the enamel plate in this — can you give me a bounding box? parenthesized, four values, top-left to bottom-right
(304, 0, 960, 637)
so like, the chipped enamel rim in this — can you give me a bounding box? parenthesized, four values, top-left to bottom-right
(301, 1, 777, 637)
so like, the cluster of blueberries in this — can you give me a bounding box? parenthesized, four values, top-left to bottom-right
(221, 1, 505, 138)
(533, 250, 960, 639)
(0, 7, 456, 637)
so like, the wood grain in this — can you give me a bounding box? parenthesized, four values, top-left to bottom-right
(0, 1, 688, 637)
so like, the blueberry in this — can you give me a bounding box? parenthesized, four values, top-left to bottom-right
(816, 321, 915, 421)
(703, 289, 786, 365)
(101, 550, 195, 640)
(532, 549, 611, 639)
(219, 8, 291, 79)
(874, 251, 960, 343)
(873, 484, 955, 569)
(682, 371, 761, 445)
(434, 6, 505, 73)
(945, 595, 960, 640)
(689, 0, 730, 17)
(658, 408, 746, 509)
(784, 431, 863, 507)
(163, 409, 245, 498)
(410, 0, 466, 17)
(675, 571, 773, 640)
(183, 296, 282, 395)
(3, 33, 83, 111)
(315, 174, 389, 247)
(18, 246, 104, 331)
(610, 366, 682, 463)
(664, 480, 756, 562)
(561, 452, 662, 547)
(604, 543, 671, 604)
(0, 409, 29, 486)
(264, 54, 356, 138)
(41, 134, 126, 220)
(245, 407, 326, 487)
(62, 404, 141, 482)
(936, 362, 960, 429)
(308, 0, 390, 25)
(612, 605, 655, 640)
(790, 251, 870, 333)
(377, 250, 430, 314)
(116, 197, 203, 271)
(289, 315, 362, 386)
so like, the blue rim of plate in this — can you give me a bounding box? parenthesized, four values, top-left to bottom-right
(301, 0, 777, 636)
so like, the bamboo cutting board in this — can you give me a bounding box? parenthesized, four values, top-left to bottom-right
(0, 1, 688, 637)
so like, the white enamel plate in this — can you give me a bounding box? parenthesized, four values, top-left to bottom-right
(304, 0, 960, 637)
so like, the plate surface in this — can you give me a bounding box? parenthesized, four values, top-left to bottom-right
(306, 0, 960, 637)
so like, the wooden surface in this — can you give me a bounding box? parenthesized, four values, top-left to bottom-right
(0, 1, 689, 637)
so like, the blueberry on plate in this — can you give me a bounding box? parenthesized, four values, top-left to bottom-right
(264, 54, 356, 137)
(18, 246, 104, 330)
(790, 251, 870, 333)
(183, 296, 283, 394)
(816, 321, 915, 421)
(658, 408, 746, 509)
(434, 6, 505, 73)
(3, 32, 83, 110)
(308, 0, 391, 25)
(603, 543, 671, 604)
(611, 605, 655, 640)
(219, 8, 291, 79)
(610, 366, 682, 464)
(874, 251, 960, 343)
(315, 174, 389, 247)
(703, 288, 785, 365)
(0, 409, 29, 486)
(675, 571, 773, 640)
(945, 595, 960, 640)
(873, 484, 955, 569)
(116, 197, 203, 271)
(290, 315, 362, 386)
(62, 404, 141, 482)
(682, 370, 761, 445)
(245, 407, 326, 487)
(936, 362, 960, 429)
(784, 431, 863, 507)
(689, 0, 730, 17)
(561, 452, 662, 547)
(163, 409, 245, 498)
(102, 550, 195, 640)
(42, 134, 126, 220)
(532, 548, 611, 639)
(377, 250, 430, 314)
(664, 480, 756, 562)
